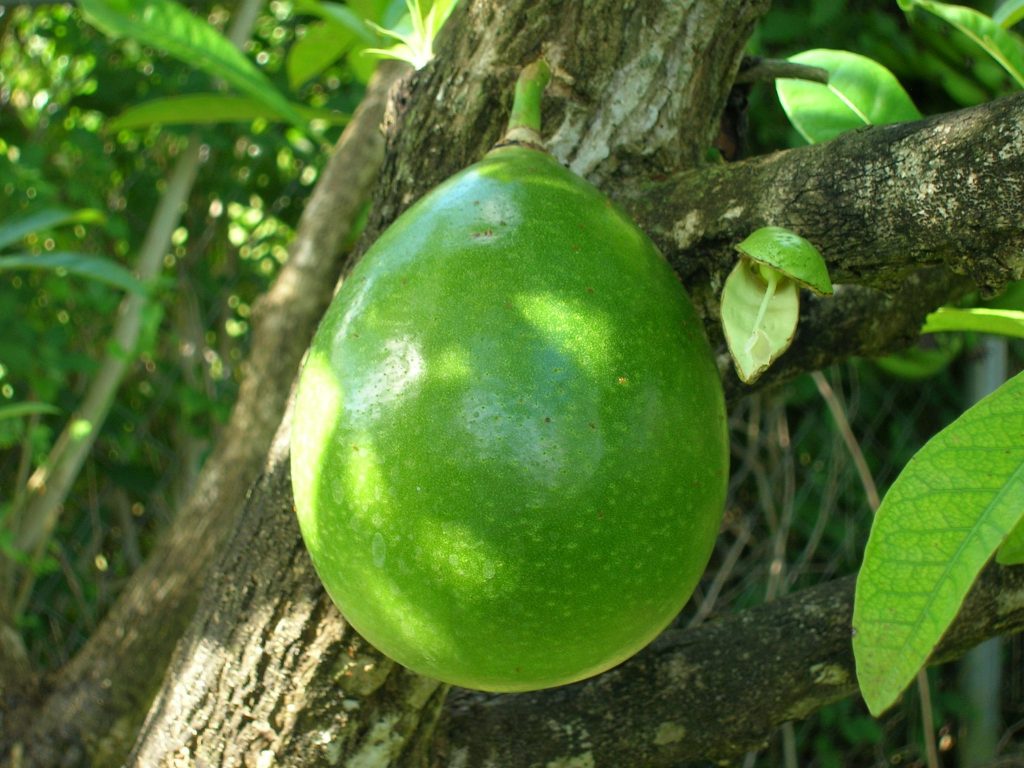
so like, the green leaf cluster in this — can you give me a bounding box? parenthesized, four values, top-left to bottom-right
(770, 0, 1024, 719)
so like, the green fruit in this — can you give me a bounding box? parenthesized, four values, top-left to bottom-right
(291, 66, 727, 692)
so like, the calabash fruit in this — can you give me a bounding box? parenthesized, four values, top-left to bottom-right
(290, 61, 728, 692)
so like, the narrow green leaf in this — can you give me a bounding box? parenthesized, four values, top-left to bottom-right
(997, 515, 1024, 564)
(917, 47, 998, 106)
(899, 0, 1024, 87)
(425, 0, 459, 33)
(994, 0, 1024, 29)
(777, 49, 921, 144)
(0, 208, 105, 252)
(107, 94, 349, 131)
(0, 252, 146, 294)
(287, 20, 358, 89)
(853, 371, 1024, 715)
(874, 336, 963, 381)
(921, 307, 1024, 339)
(79, 0, 308, 131)
(0, 402, 61, 421)
(294, 0, 379, 44)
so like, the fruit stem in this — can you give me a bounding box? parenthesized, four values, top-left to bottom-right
(502, 59, 552, 147)
(746, 263, 782, 353)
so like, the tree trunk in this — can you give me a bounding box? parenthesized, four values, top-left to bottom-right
(6, 0, 1024, 765)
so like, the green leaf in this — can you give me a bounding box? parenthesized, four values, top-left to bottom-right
(984, 279, 1024, 311)
(0, 402, 61, 421)
(921, 307, 1024, 339)
(998, 515, 1024, 564)
(777, 49, 921, 144)
(721, 258, 800, 384)
(994, 0, 1024, 29)
(295, 0, 380, 45)
(853, 371, 1024, 715)
(874, 336, 963, 381)
(899, 0, 1024, 88)
(365, 0, 458, 69)
(0, 208, 105, 252)
(79, 0, 308, 131)
(287, 20, 358, 89)
(0, 252, 147, 294)
(734, 226, 832, 295)
(107, 94, 349, 131)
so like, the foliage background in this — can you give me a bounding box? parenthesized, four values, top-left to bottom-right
(1, 1, 1022, 765)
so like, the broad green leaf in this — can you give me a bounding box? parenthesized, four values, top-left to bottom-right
(0, 402, 61, 421)
(107, 94, 349, 131)
(917, 47, 998, 106)
(899, 0, 1024, 87)
(921, 307, 1024, 339)
(994, 0, 1024, 29)
(777, 49, 921, 143)
(79, 0, 308, 131)
(721, 258, 800, 384)
(0, 252, 146, 294)
(287, 21, 358, 89)
(853, 371, 1024, 715)
(907, 6, 1013, 95)
(985, 279, 1024, 311)
(998, 515, 1024, 564)
(294, 0, 379, 44)
(735, 226, 832, 295)
(0, 208, 105, 251)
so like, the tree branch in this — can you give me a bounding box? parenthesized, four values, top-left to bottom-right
(617, 91, 1024, 297)
(439, 562, 1024, 766)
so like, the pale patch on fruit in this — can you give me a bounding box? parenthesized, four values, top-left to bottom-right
(371, 533, 387, 568)
(291, 353, 344, 548)
(417, 518, 509, 597)
(653, 721, 687, 745)
(345, 439, 385, 525)
(477, 195, 522, 232)
(435, 346, 471, 381)
(347, 336, 425, 413)
(515, 291, 613, 379)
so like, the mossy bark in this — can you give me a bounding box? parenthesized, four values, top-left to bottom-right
(439, 563, 1024, 766)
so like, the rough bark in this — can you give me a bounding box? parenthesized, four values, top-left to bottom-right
(438, 562, 1024, 766)
(617, 91, 1024, 298)
(0, 61, 409, 768)
(127, 409, 450, 768)
(364, 0, 770, 241)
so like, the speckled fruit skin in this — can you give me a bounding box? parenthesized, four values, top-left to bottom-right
(291, 146, 728, 692)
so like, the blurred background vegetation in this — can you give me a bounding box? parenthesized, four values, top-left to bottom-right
(1, 1, 1022, 766)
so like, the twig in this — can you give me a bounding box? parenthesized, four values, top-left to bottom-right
(735, 57, 830, 85)
(810, 370, 880, 511)
(917, 669, 940, 768)
(687, 519, 751, 628)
